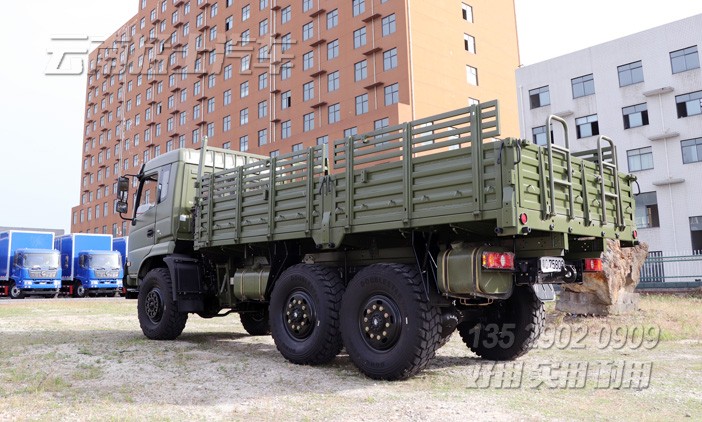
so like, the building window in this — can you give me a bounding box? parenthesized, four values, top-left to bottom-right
(676, 90, 702, 118)
(281, 120, 291, 139)
(690, 217, 702, 250)
(383, 48, 398, 71)
(529, 86, 550, 109)
(270, 150, 279, 158)
(532, 126, 550, 146)
(466, 65, 478, 86)
(384, 83, 399, 106)
(381, 14, 396, 36)
(575, 114, 599, 138)
(240, 81, 249, 98)
(259, 72, 268, 90)
(303, 22, 314, 41)
(302, 0, 313, 12)
(670, 46, 700, 74)
(303, 51, 314, 70)
(258, 100, 268, 118)
(281, 61, 292, 79)
(281, 91, 291, 109)
(462, 3, 473, 22)
(223, 89, 232, 106)
(242, 4, 250, 21)
(303, 81, 315, 101)
(258, 129, 267, 146)
(240, 135, 249, 151)
(317, 136, 328, 145)
(281, 6, 291, 24)
(327, 39, 339, 60)
(622, 103, 649, 129)
(223, 115, 231, 132)
(627, 146, 653, 172)
(328, 71, 340, 92)
(303, 112, 315, 132)
(327, 9, 338, 29)
(354, 60, 368, 81)
(635, 192, 659, 229)
(572, 74, 595, 98)
(355, 93, 369, 115)
(375, 118, 389, 130)
(240, 108, 249, 125)
(463, 33, 475, 53)
(681, 137, 702, 164)
(618, 61, 644, 87)
(344, 127, 358, 137)
(328, 103, 340, 124)
(353, 27, 367, 49)
(352, 0, 365, 16)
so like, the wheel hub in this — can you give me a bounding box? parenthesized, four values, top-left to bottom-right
(145, 289, 164, 323)
(284, 291, 315, 339)
(360, 296, 401, 351)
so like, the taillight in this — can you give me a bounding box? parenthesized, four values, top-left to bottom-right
(482, 252, 515, 270)
(583, 258, 603, 272)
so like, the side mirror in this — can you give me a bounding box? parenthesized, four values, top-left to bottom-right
(115, 201, 128, 214)
(117, 176, 130, 201)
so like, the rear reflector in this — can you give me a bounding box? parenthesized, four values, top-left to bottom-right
(482, 252, 515, 270)
(583, 258, 603, 272)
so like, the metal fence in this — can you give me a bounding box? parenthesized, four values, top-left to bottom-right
(640, 251, 702, 283)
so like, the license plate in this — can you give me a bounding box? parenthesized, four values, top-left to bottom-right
(539, 257, 565, 273)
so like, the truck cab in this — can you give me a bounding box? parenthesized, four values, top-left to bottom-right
(74, 250, 123, 296)
(117, 148, 264, 298)
(8, 248, 61, 298)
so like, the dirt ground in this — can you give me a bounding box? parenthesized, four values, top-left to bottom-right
(0, 294, 701, 421)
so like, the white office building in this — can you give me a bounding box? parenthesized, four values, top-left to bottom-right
(516, 14, 702, 257)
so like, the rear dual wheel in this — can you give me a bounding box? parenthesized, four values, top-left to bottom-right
(340, 264, 442, 381)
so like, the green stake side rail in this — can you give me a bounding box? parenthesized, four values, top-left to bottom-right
(193, 101, 636, 253)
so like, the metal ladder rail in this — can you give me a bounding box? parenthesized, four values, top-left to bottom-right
(597, 136, 624, 228)
(545, 115, 575, 219)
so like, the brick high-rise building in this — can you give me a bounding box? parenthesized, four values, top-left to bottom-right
(71, 0, 520, 236)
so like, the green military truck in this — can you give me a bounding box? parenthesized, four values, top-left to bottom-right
(116, 101, 637, 380)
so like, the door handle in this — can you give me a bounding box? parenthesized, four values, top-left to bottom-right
(147, 229, 154, 238)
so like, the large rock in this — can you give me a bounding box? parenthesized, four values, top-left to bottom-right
(556, 240, 649, 315)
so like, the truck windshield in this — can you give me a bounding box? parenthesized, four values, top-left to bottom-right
(23, 253, 60, 269)
(89, 254, 121, 269)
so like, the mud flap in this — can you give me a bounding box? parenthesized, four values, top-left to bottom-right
(533, 284, 555, 302)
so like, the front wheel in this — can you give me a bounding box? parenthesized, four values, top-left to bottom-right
(138, 268, 188, 340)
(340, 264, 441, 381)
(9, 282, 24, 299)
(74, 282, 86, 298)
(457, 285, 544, 361)
(269, 264, 345, 365)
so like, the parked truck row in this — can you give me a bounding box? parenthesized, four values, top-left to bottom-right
(116, 101, 638, 380)
(0, 231, 126, 299)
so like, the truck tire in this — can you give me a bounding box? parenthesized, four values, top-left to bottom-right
(457, 285, 544, 361)
(138, 268, 188, 340)
(74, 282, 86, 298)
(269, 264, 344, 365)
(240, 309, 271, 336)
(340, 264, 442, 380)
(9, 282, 24, 299)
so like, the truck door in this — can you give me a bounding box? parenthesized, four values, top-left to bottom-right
(128, 171, 159, 277)
(154, 164, 174, 245)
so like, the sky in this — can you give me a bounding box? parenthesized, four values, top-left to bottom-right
(1, 0, 701, 233)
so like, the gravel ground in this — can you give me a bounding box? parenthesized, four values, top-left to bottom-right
(0, 295, 700, 421)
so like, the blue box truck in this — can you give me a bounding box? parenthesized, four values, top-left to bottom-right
(0, 231, 61, 299)
(55, 234, 123, 297)
(112, 237, 128, 296)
